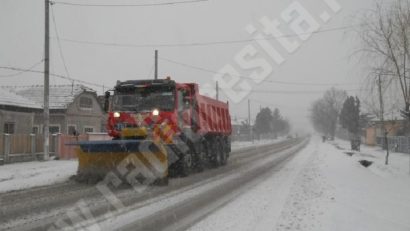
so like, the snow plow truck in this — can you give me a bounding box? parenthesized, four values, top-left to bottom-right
(74, 78, 232, 185)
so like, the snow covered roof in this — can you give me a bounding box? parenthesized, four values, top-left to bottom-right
(2, 85, 96, 110)
(369, 110, 404, 122)
(231, 118, 248, 126)
(0, 88, 42, 109)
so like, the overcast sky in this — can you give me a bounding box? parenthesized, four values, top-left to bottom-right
(0, 0, 377, 133)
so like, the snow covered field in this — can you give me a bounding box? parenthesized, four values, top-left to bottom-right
(0, 138, 282, 193)
(189, 137, 410, 231)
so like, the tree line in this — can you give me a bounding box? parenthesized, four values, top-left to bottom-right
(310, 88, 369, 150)
(254, 107, 290, 138)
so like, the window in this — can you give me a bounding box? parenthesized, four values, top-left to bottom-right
(4, 122, 15, 134)
(68, 125, 77, 135)
(79, 97, 93, 109)
(84, 127, 94, 133)
(49, 125, 60, 134)
(32, 126, 39, 134)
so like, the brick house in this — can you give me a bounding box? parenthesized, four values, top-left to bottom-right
(1, 85, 105, 135)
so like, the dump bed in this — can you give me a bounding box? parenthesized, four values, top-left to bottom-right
(196, 94, 232, 135)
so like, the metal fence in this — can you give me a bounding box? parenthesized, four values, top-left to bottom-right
(376, 136, 410, 154)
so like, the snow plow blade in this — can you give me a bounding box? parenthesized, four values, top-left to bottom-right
(74, 140, 168, 185)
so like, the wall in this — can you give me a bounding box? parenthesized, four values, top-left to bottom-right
(65, 91, 105, 134)
(365, 121, 405, 146)
(31, 92, 105, 135)
(0, 109, 34, 134)
(365, 126, 377, 146)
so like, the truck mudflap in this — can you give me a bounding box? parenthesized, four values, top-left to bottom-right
(74, 140, 168, 184)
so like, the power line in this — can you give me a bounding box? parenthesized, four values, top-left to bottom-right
(51, 0, 208, 7)
(159, 56, 360, 87)
(50, 5, 71, 82)
(0, 65, 105, 88)
(0, 60, 44, 78)
(147, 63, 155, 78)
(200, 86, 368, 94)
(55, 25, 355, 48)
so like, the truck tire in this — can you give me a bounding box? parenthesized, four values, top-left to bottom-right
(154, 177, 169, 186)
(194, 142, 206, 172)
(179, 152, 193, 177)
(211, 139, 223, 167)
(220, 139, 228, 166)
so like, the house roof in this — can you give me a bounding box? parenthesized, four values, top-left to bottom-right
(369, 110, 404, 122)
(0, 88, 42, 109)
(231, 118, 248, 126)
(2, 85, 96, 110)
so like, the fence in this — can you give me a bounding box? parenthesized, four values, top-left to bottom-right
(0, 134, 59, 164)
(376, 136, 410, 154)
(0, 133, 111, 165)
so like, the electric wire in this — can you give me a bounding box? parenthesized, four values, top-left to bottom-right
(159, 56, 361, 87)
(200, 86, 367, 94)
(51, 0, 208, 7)
(50, 5, 71, 83)
(147, 64, 155, 78)
(0, 66, 105, 88)
(56, 25, 355, 48)
(0, 60, 44, 78)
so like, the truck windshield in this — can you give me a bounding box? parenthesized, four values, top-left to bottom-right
(112, 85, 175, 112)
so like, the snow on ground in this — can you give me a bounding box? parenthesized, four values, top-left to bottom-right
(189, 136, 410, 231)
(0, 160, 76, 193)
(0, 139, 281, 193)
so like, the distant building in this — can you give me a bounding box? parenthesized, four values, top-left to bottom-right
(0, 85, 105, 134)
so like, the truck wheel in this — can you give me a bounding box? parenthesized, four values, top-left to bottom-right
(220, 140, 228, 166)
(179, 152, 193, 177)
(194, 143, 206, 172)
(220, 149, 228, 166)
(211, 140, 222, 167)
(155, 177, 169, 186)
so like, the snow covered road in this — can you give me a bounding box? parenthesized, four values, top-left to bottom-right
(3, 136, 405, 231)
(0, 138, 284, 194)
(0, 138, 303, 231)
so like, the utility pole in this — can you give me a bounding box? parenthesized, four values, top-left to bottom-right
(154, 50, 158, 80)
(43, 0, 50, 160)
(248, 99, 253, 143)
(216, 81, 219, 100)
(378, 74, 389, 165)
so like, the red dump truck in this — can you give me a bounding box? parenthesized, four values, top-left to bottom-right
(75, 78, 232, 184)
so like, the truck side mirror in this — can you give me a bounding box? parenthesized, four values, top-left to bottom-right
(104, 91, 110, 112)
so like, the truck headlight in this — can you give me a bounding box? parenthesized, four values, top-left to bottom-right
(113, 112, 120, 118)
(152, 109, 159, 116)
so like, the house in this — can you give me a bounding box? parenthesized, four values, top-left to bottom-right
(1, 85, 105, 135)
(0, 88, 41, 134)
(364, 111, 406, 146)
(231, 118, 253, 141)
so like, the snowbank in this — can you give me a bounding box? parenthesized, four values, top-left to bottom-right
(332, 139, 410, 180)
(190, 137, 410, 231)
(0, 160, 76, 193)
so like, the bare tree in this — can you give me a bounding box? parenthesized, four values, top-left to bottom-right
(358, 0, 410, 113)
(310, 88, 347, 139)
